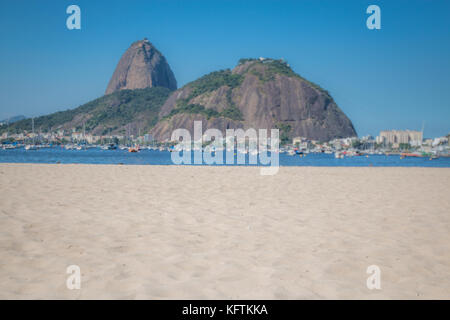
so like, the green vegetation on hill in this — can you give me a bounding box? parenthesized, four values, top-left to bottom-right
(220, 105, 243, 121)
(223, 88, 244, 121)
(238, 58, 259, 65)
(2, 87, 172, 134)
(84, 87, 170, 132)
(241, 58, 331, 98)
(275, 122, 292, 145)
(164, 69, 245, 122)
(265, 59, 297, 78)
(184, 69, 243, 101)
(164, 103, 243, 121)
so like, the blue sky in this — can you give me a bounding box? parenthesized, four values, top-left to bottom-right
(0, 0, 449, 138)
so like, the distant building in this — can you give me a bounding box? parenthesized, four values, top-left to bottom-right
(292, 137, 311, 150)
(71, 132, 83, 140)
(361, 135, 374, 141)
(85, 134, 100, 144)
(292, 137, 306, 145)
(144, 134, 153, 143)
(378, 130, 423, 147)
(432, 137, 448, 147)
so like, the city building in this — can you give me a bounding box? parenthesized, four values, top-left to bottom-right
(292, 137, 312, 150)
(377, 130, 423, 147)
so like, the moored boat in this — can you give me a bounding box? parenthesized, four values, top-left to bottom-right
(335, 152, 344, 159)
(25, 145, 38, 151)
(128, 145, 139, 153)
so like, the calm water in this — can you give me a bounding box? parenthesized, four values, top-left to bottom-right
(1, 147, 450, 167)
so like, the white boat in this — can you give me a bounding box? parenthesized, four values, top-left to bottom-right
(335, 152, 344, 159)
(25, 145, 38, 151)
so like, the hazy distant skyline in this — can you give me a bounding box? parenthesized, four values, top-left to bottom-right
(0, 0, 449, 138)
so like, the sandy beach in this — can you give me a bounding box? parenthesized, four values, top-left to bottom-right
(0, 163, 449, 299)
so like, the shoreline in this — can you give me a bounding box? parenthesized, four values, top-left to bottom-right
(1, 162, 450, 168)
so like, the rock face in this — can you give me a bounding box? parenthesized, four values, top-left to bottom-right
(151, 58, 356, 141)
(105, 39, 177, 95)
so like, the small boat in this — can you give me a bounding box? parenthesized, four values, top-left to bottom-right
(105, 144, 117, 150)
(346, 150, 362, 157)
(128, 145, 139, 153)
(335, 152, 344, 159)
(400, 152, 421, 158)
(25, 145, 38, 151)
(401, 152, 436, 159)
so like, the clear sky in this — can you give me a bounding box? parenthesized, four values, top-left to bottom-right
(0, 0, 449, 138)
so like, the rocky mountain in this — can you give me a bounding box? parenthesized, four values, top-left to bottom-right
(1, 40, 357, 144)
(105, 38, 177, 94)
(151, 58, 356, 142)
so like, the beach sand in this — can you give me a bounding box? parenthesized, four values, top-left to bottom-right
(0, 163, 449, 299)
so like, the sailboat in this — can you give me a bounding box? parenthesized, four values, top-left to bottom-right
(76, 122, 87, 150)
(25, 118, 38, 150)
